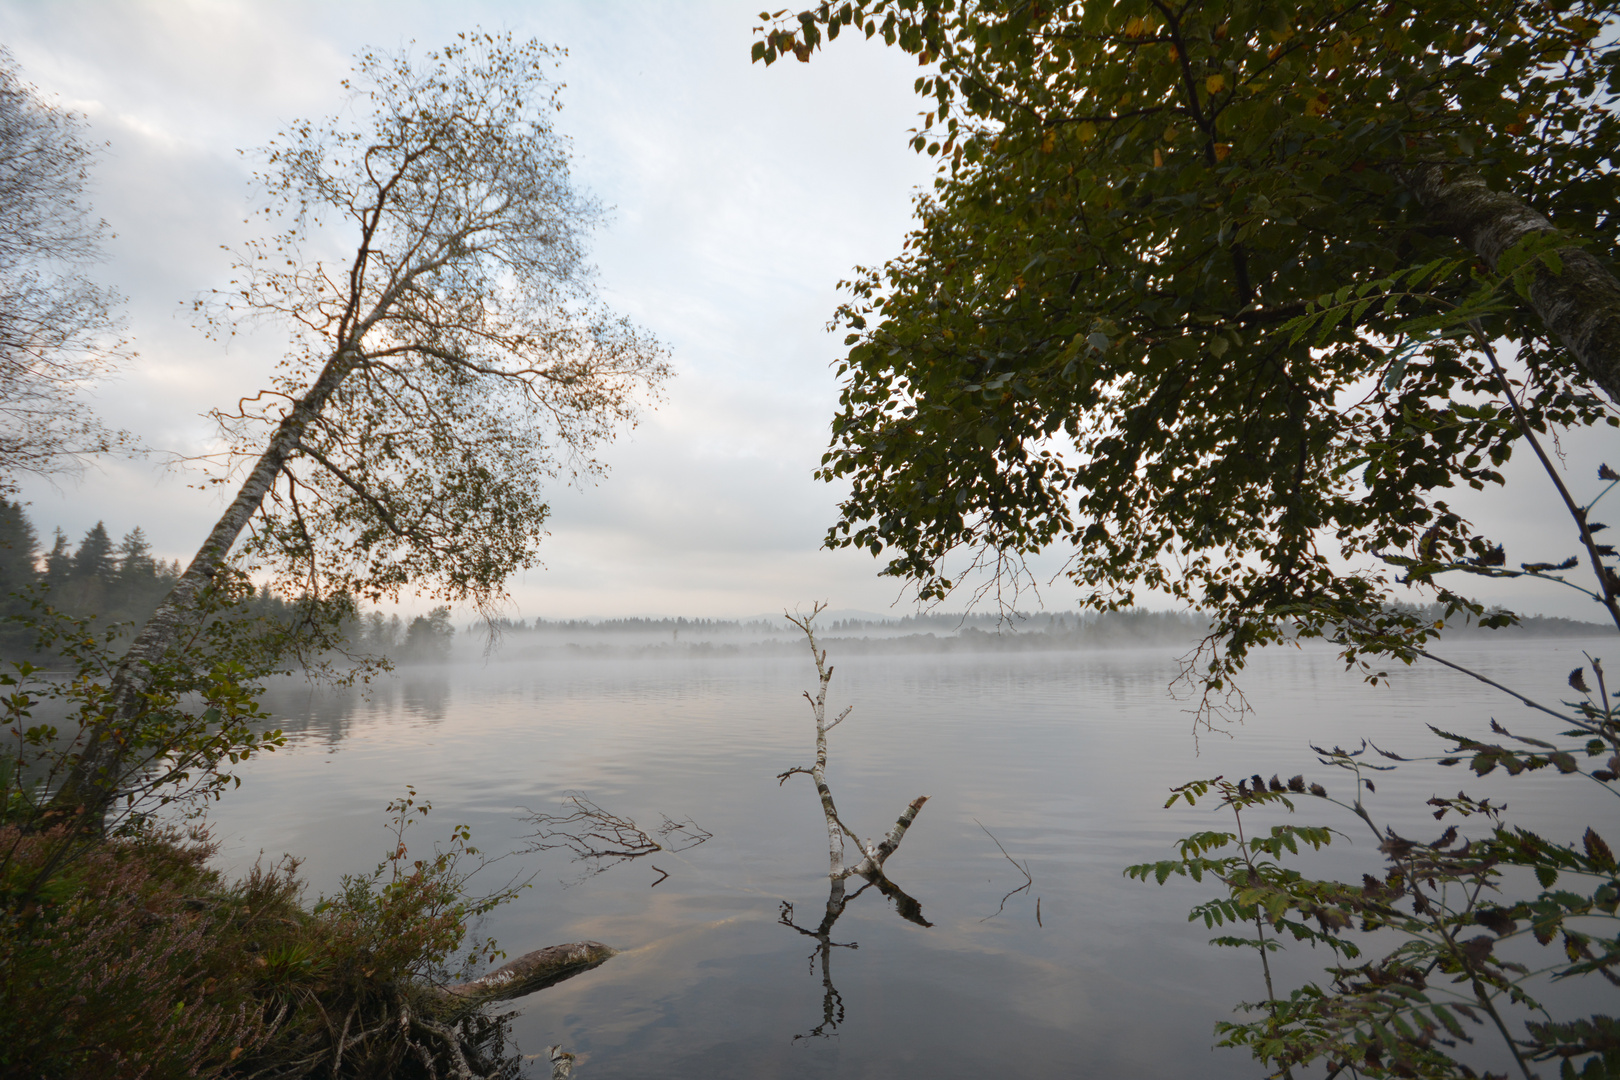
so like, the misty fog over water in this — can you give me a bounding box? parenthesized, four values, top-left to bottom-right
(453, 606, 1607, 661)
(206, 630, 1615, 1078)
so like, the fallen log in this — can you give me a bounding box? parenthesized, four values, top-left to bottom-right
(442, 940, 617, 1007)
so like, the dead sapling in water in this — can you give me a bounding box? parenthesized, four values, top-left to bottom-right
(780, 607, 933, 896)
(522, 792, 711, 886)
(778, 604, 930, 896)
(773, 605, 933, 1038)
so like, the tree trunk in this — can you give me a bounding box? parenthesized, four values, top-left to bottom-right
(440, 940, 617, 1007)
(1396, 161, 1620, 404)
(49, 349, 358, 822)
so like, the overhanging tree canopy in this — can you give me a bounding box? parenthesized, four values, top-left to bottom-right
(755, 0, 1620, 682)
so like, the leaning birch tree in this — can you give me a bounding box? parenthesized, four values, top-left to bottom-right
(51, 34, 670, 819)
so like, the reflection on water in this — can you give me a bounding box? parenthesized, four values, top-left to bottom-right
(203, 638, 1617, 1078)
(258, 672, 456, 745)
(779, 872, 931, 1041)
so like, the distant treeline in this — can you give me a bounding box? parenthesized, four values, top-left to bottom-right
(474, 607, 1218, 659)
(0, 500, 453, 664)
(478, 603, 1612, 661)
(1388, 602, 1615, 638)
(486, 609, 1208, 637)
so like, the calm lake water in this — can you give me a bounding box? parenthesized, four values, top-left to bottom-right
(201, 635, 1617, 1079)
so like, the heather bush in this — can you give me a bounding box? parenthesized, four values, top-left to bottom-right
(0, 826, 268, 1078)
(0, 794, 527, 1080)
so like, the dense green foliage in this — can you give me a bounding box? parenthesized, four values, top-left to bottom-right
(756, 0, 1619, 676)
(1127, 673, 1620, 1079)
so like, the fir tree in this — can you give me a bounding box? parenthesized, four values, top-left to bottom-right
(0, 498, 40, 654)
(114, 527, 156, 584)
(71, 522, 114, 584)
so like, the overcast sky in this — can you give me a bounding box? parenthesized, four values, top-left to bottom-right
(1, 0, 1611, 622)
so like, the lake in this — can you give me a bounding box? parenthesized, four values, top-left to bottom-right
(201, 633, 1617, 1078)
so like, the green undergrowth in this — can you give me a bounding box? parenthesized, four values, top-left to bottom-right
(0, 796, 525, 1080)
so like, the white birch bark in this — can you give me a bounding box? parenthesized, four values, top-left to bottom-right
(779, 604, 928, 884)
(1396, 161, 1620, 404)
(52, 348, 359, 815)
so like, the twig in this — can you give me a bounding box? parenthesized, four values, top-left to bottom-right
(1474, 325, 1620, 631)
(976, 819, 1034, 920)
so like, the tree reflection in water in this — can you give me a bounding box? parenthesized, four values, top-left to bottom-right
(779, 871, 931, 1040)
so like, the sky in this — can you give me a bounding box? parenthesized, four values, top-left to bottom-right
(0, 0, 1612, 622)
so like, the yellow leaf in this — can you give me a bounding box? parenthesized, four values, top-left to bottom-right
(1124, 16, 1145, 37)
(1206, 74, 1226, 94)
(1153, 148, 1165, 168)
(1041, 129, 1056, 153)
(1213, 142, 1231, 161)
(1077, 121, 1097, 142)
(1305, 94, 1329, 117)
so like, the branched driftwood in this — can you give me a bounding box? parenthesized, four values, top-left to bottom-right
(523, 793, 711, 885)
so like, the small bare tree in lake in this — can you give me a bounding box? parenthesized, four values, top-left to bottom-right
(778, 603, 929, 890)
(775, 604, 932, 1036)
